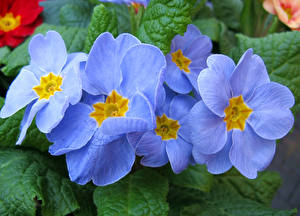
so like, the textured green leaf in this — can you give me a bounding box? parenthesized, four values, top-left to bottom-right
(232, 32, 300, 114)
(0, 149, 78, 216)
(137, 0, 196, 55)
(84, 4, 118, 53)
(192, 18, 225, 42)
(212, 0, 243, 30)
(163, 165, 213, 192)
(94, 168, 169, 216)
(73, 185, 97, 216)
(0, 47, 10, 64)
(0, 97, 51, 152)
(2, 24, 87, 77)
(106, 3, 131, 34)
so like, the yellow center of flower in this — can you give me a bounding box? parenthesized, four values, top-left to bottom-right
(33, 72, 63, 100)
(224, 95, 253, 131)
(171, 49, 191, 73)
(90, 90, 129, 127)
(0, 12, 21, 32)
(131, 2, 142, 14)
(155, 114, 181, 140)
(281, 3, 294, 20)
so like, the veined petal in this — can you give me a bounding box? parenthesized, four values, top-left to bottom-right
(136, 131, 168, 167)
(166, 137, 192, 173)
(29, 31, 67, 75)
(85, 33, 141, 94)
(230, 124, 276, 179)
(247, 82, 294, 140)
(188, 101, 227, 154)
(230, 49, 270, 100)
(0, 68, 39, 118)
(35, 91, 69, 133)
(48, 103, 98, 156)
(171, 24, 201, 51)
(169, 95, 196, 120)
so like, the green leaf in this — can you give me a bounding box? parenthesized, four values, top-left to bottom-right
(137, 0, 196, 55)
(0, 97, 51, 152)
(0, 47, 10, 64)
(1, 24, 87, 77)
(232, 32, 300, 114)
(59, 3, 94, 27)
(163, 164, 213, 192)
(84, 4, 118, 53)
(106, 3, 131, 34)
(0, 149, 79, 216)
(73, 185, 97, 216)
(94, 168, 169, 216)
(212, 0, 243, 30)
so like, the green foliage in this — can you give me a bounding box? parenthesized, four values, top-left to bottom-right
(0, 47, 10, 64)
(1, 24, 87, 77)
(137, 0, 196, 55)
(84, 4, 118, 53)
(212, 0, 243, 30)
(232, 32, 300, 114)
(93, 169, 169, 216)
(106, 3, 131, 34)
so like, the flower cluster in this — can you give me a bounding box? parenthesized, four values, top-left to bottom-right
(0, 23, 294, 186)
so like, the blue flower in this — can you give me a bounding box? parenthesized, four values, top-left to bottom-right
(47, 32, 166, 186)
(128, 85, 196, 173)
(165, 24, 212, 94)
(0, 31, 87, 144)
(188, 49, 295, 178)
(99, 0, 149, 7)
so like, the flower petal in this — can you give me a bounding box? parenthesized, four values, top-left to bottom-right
(193, 131, 233, 174)
(171, 24, 201, 51)
(0, 68, 39, 118)
(166, 137, 192, 173)
(169, 95, 196, 120)
(198, 54, 234, 117)
(120, 44, 166, 108)
(230, 124, 276, 179)
(136, 131, 168, 167)
(29, 31, 67, 75)
(230, 49, 270, 100)
(85, 33, 141, 94)
(188, 101, 227, 154)
(35, 91, 69, 133)
(247, 82, 294, 140)
(48, 103, 97, 156)
(16, 99, 47, 144)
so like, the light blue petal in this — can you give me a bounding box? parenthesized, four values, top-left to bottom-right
(35, 91, 69, 133)
(126, 132, 144, 149)
(166, 137, 192, 173)
(29, 31, 67, 75)
(66, 135, 135, 186)
(164, 54, 193, 94)
(0, 68, 39, 118)
(169, 95, 196, 120)
(85, 33, 141, 94)
(136, 131, 168, 167)
(178, 115, 191, 143)
(188, 101, 227, 154)
(230, 124, 276, 179)
(230, 49, 270, 100)
(198, 54, 234, 117)
(16, 99, 48, 144)
(247, 82, 294, 140)
(120, 44, 166, 108)
(80, 91, 105, 106)
(60, 53, 87, 105)
(156, 84, 177, 116)
(193, 131, 232, 174)
(48, 103, 97, 155)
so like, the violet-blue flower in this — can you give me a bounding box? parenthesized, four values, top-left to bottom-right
(165, 24, 212, 94)
(188, 49, 295, 179)
(47, 32, 166, 186)
(128, 86, 196, 173)
(0, 31, 87, 144)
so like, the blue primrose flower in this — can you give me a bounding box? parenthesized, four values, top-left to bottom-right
(47, 32, 166, 186)
(128, 86, 196, 173)
(188, 49, 295, 179)
(0, 31, 87, 144)
(99, 0, 149, 7)
(165, 24, 212, 94)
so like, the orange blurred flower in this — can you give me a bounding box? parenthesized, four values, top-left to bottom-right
(263, 0, 300, 30)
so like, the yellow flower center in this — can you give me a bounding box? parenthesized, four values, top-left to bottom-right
(0, 12, 21, 32)
(171, 49, 191, 73)
(90, 90, 129, 127)
(33, 72, 63, 100)
(280, 3, 294, 20)
(155, 114, 181, 140)
(224, 95, 253, 131)
(131, 3, 142, 13)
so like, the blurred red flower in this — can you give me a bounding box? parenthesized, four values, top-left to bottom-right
(0, 0, 44, 48)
